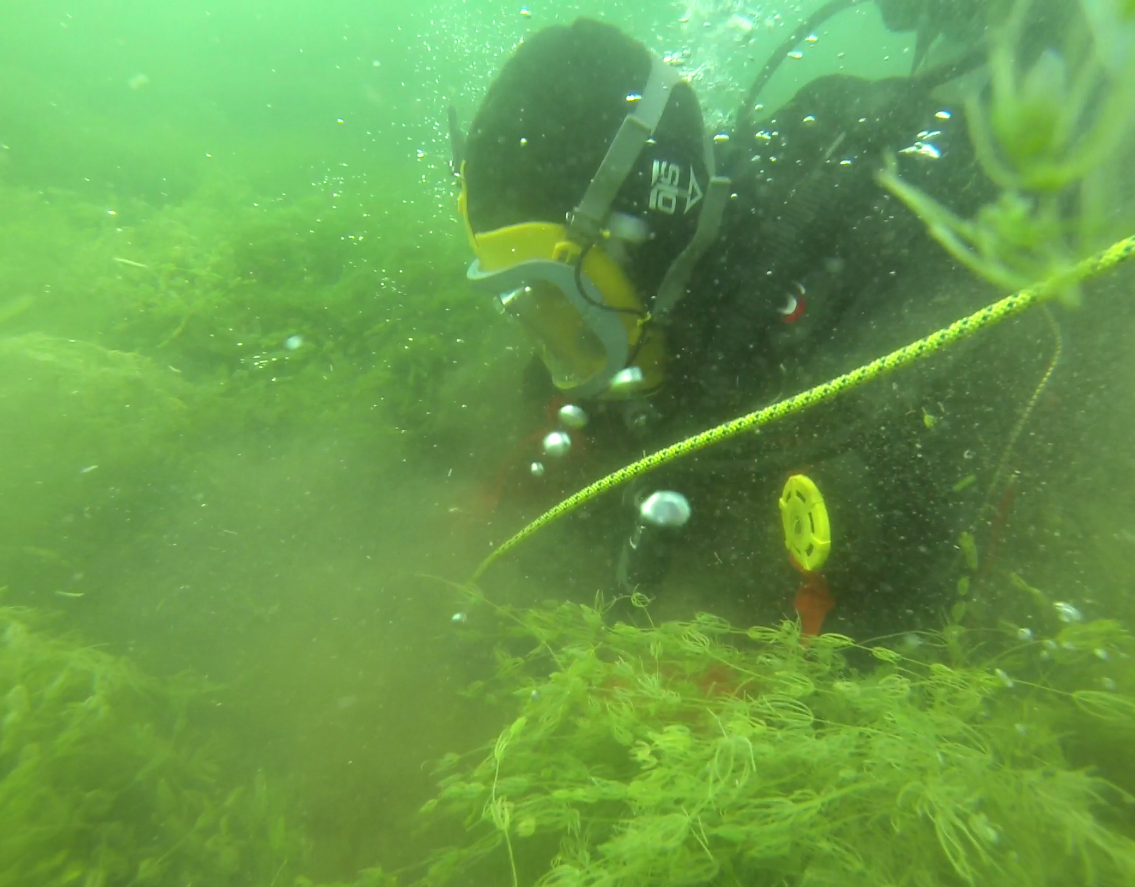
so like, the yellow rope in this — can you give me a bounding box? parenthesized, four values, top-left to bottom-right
(471, 235, 1135, 581)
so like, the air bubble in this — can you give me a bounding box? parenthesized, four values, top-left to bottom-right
(1053, 601, 1083, 623)
(639, 491, 692, 529)
(542, 431, 571, 458)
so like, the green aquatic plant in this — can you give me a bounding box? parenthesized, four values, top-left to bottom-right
(0, 169, 517, 592)
(0, 170, 496, 448)
(0, 334, 191, 582)
(878, 0, 1135, 305)
(417, 594, 1135, 887)
(0, 601, 309, 886)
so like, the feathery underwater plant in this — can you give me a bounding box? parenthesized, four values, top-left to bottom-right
(416, 593, 1135, 887)
(878, 0, 1135, 305)
(0, 600, 307, 886)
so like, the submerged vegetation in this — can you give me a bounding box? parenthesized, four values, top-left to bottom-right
(0, 176, 488, 439)
(0, 601, 309, 886)
(419, 593, 1135, 887)
(879, 0, 1135, 304)
(0, 169, 521, 592)
(1, 2, 1134, 887)
(3, 578, 1133, 886)
(0, 171, 505, 885)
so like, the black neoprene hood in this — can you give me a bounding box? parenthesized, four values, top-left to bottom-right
(463, 19, 712, 299)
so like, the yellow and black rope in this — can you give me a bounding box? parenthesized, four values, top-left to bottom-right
(471, 235, 1135, 581)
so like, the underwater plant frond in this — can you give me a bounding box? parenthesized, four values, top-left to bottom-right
(421, 602, 1135, 887)
(878, 0, 1135, 306)
(0, 606, 306, 886)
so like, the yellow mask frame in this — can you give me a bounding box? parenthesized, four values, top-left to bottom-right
(460, 178, 665, 399)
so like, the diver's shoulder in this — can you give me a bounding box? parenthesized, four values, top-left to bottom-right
(768, 73, 950, 132)
(722, 71, 967, 188)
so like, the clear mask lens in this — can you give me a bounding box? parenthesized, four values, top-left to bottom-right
(498, 282, 608, 389)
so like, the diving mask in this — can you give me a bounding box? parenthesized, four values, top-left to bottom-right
(459, 45, 732, 400)
(467, 222, 663, 399)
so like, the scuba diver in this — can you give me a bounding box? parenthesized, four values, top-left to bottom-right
(453, 12, 1054, 637)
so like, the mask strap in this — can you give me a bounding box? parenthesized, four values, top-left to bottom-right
(652, 175, 731, 319)
(566, 53, 679, 246)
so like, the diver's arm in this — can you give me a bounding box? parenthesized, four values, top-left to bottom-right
(665, 70, 992, 451)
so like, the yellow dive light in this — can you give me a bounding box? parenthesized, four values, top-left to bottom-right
(779, 474, 832, 573)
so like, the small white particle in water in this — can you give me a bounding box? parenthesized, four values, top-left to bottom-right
(1016, 627, 1033, 641)
(451, 612, 468, 624)
(1095, 648, 1109, 661)
(1053, 601, 1083, 623)
(80, 465, 98, 474)
(285, 334, 303, 350)
(995, 668, 1014, 688)
(898, 141, 942, 159)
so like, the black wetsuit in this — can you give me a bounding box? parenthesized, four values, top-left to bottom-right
(646, 74, 1001, 635)
(667, 74, 991, 420)
(516, 72, 1050, 638)
(631, 72, 1045, 635)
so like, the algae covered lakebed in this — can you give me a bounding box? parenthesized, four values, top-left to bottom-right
(2, 1, 1135, 886)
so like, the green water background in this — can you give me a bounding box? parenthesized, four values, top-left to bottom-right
(2, 0, 1134, 881)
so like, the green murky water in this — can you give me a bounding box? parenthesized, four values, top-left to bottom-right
(2, 2, 1134, 885)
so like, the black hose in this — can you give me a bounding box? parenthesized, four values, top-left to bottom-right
(732, 0, 868, 146)
(730, 0, 988, 152)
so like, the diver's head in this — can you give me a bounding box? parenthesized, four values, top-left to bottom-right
(459, 19, 729, 400)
